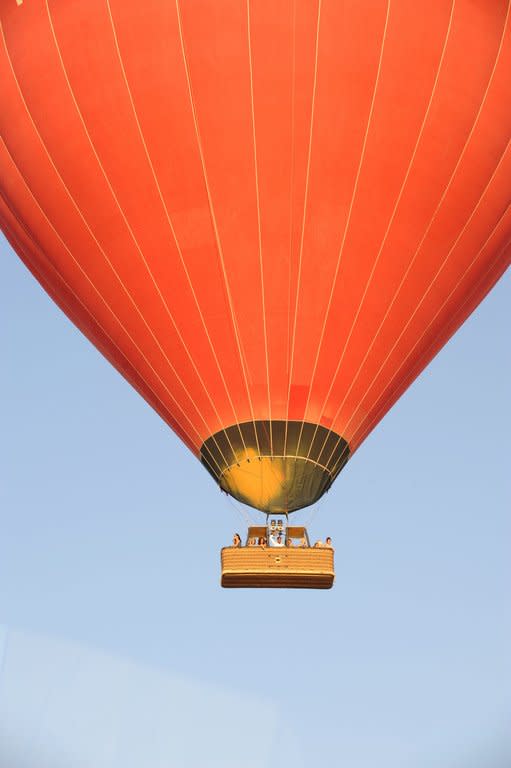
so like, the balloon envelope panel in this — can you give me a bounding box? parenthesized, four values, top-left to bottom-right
(1, 0, 510, 512)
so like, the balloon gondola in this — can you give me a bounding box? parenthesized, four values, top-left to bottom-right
(1, 1, 510, 588)
(222, 521, 334, 590)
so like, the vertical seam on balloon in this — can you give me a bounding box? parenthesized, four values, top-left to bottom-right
(0, 137, 225, 471)
(349, 214, 511, 447)
(0, 140, 207, 458)
(284, 0, 297, 463)
(343, 222, 511, 464)
(319, 4, 510, 467)
(3, 204, 224, 481)
(45, 1, 235, 469)
(329, 161, 510, 473)
(291, 0, 390, 463)
(322, 0, 510, 460)
(1, 195, 220, 468)
(328, 219, 511, 480)
(316, 0, 503, 464)
(247, 0, 273, 456)
(175, 0, 260, 459)
(325, 138, 511, 472)
(0, 22, 228, 468)
(336, 0, 511, 449)
(284, 0, 322, 460)
(1, 198, 215, 469)
(310, 0, 455, 461)
(103, 0, 244, 464)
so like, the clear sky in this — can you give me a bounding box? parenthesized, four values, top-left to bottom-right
(1, 236, 510, 767)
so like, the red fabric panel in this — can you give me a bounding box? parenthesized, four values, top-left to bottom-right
(1, 0, 510, 470)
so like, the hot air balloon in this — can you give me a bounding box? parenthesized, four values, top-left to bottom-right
(1, 1, 510, 587)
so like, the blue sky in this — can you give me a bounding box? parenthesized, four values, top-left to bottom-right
(1, 238, 510, 767)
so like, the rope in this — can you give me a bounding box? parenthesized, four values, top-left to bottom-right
(222, 483, 255, 528)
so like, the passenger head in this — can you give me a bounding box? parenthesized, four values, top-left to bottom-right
(233, 533, 241, 546)
(326, 536, 332, 546)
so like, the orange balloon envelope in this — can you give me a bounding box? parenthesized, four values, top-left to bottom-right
(1, 0, 510, 513)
